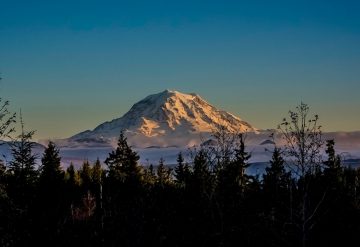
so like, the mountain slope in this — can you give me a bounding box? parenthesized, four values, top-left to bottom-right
(69, 90, 257, 148)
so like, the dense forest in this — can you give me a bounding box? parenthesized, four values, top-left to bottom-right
(0, 102, 359, 247)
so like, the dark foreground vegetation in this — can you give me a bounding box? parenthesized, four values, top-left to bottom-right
(0, 103, 360, 247)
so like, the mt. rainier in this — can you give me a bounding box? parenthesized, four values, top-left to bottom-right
(46, 90, 360, 166)
(69, 90, 257, 148)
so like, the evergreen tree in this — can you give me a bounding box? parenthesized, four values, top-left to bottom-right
(7, 117, 38, 206)
(105, 131, 142, 184)
(0, 158, 14, 247)
(0, 159, 6, 186)
(0, 75, 16, 205)
(263, 147, 291, 225)
(191, 149, 212, 194)
(6, 115, 38, 245)
(143, 164, 157, 186)
(103, 132, 146, 246)
(324, 139, 342, 185)
(174, 152, 191, 187)
(91, 158, 104, 218)
(92, 158, 103, 190)
(231, 133, 251, 191)
(217, 133, 251, 198)
(39, 141, 64, 190)
(66, 162, 80, 188)
(37, 142, 65, 245)
(263, 147, 290, 196)
(214, 133, 252, 244)
(80, 160, 92, 193)
(0, 78, 16, 244)
(65, 163, 81, 208)
(156, 158, 172, 186)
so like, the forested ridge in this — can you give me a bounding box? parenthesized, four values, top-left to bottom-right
(0, 103, 359, 247)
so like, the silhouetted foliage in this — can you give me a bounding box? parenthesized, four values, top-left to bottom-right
(39, 141, 63, 188)
(80, 160, 92, 193)
(7, 116, 38, 206)
(156, 157, 172, 187)
(105, 131, 142, 184)
(263, 147, 291, 201)
(323, 139, 342, 186)
(36, 141, 66, 245)
(143, 164, 157, 186)
(5, 114, 38, 246)
(0, 105, 359, 247)
(174, 152, 191, 187)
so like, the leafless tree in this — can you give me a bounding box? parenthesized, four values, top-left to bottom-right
(278, 102, 325, 247)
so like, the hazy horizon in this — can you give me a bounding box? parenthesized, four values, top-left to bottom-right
(1, 1, 359, 140)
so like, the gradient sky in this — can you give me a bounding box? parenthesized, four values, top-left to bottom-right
(1, 0, 359, 141)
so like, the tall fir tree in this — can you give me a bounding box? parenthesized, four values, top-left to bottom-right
(262, 147, 291, 224)
(323, 139, 342, 185)
(92, 158, 103, 190)
(65, 163, 80, 204)
(6, 114, 38, 245)
(105, 131, 142, 184)
(80, 160, 92, 193)
(65, 162, 80, 187)
(91, 158, 104, 218)
(7, 115, 38, 206)
(39, 141, 64, 192)
(191, 149, 212, 195)
(37, 142, 65, 245)
(143, 164, 157, 186)
(217, 133, 251, 198)
(231, 133, 251, 191)
(263, 147, 290, 197)
(156, 158, 172, 187)
(0, 159, 6, 187)
(174, 152, 191, 187)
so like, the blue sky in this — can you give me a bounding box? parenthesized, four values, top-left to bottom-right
(1, 0, 359, 140)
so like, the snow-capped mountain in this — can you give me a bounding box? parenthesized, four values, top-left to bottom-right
(69, 90, 257, 148)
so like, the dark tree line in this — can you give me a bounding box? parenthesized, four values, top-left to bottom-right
(0, 103, 360, 247)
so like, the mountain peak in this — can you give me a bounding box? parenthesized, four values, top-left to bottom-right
(70, 90, 257, 147)
(160, 89, 198, 98)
